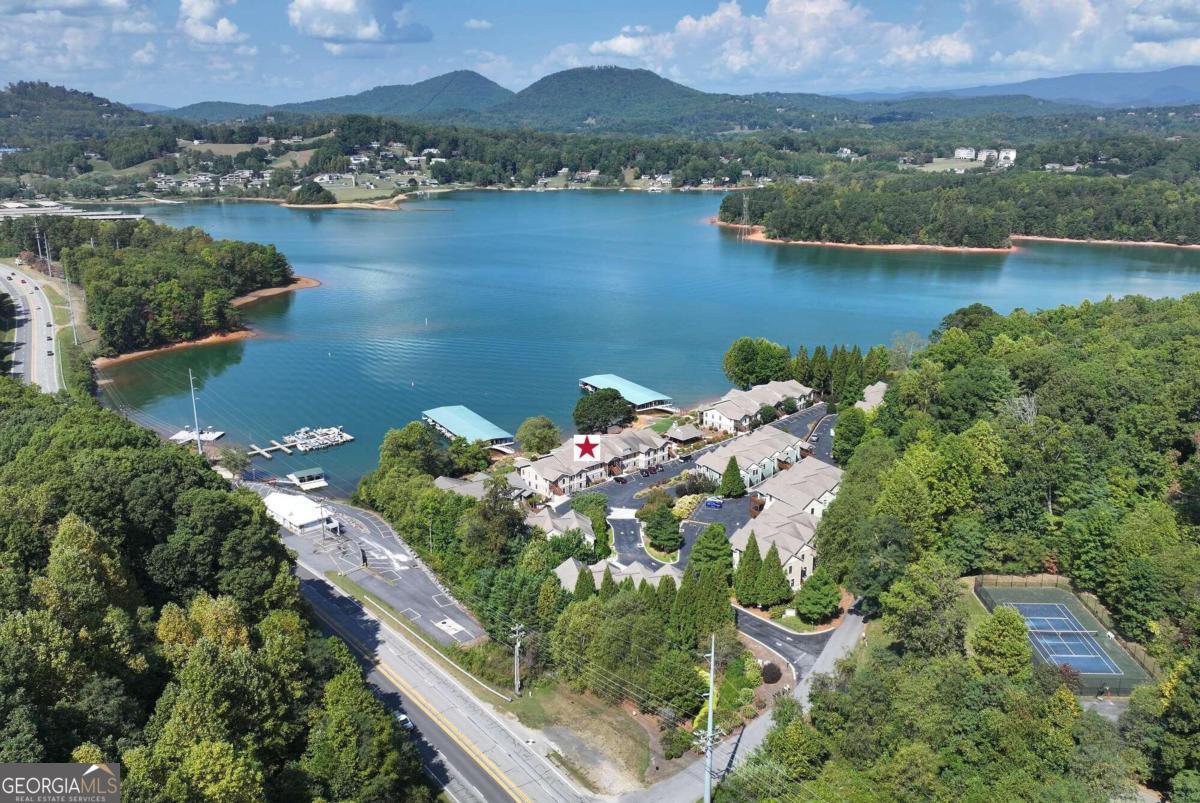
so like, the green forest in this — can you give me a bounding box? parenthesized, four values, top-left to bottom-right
(0, 216, 293, 354)
(0, 379, 429, 801)
(719, 171, 1200, 247)
(742, 295, 1200, 800)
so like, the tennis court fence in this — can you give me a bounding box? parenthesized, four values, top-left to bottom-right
(973, 574, 1163, 687)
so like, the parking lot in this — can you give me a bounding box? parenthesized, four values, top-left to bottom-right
(575, 403, 829, 569)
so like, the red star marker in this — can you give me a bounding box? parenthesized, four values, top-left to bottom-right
(576, 436, 599, 459)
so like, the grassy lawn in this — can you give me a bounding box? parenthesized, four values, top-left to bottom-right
(503, 680, 651, 789)
(270, 148, 315, 169)
(772, 614, 818, 633)
(331, 184, 399, 202)
(180, 140, 256, 157)
(961, 577, 992, 650)
(644, 542, 679, 563)
(649, 416, 679, 433)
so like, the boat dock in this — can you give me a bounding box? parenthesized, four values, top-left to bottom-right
(169, 426, 225, 444)
(247, 426, 353, 459)
(422, 405, 514, 451)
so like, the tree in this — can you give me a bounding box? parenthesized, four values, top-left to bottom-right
(832, 406, 867, 463)
(723, 337, 791, 389)
(755, 544, 792, 609)
(719, 457, 746, 498)
(735, 533, 762, 606)
(573, 388, 634, 433)
(648, 650, 705, 723)
(516, 415, 561, 456)
(792, 567, 840, 624)
(792, 345, 810, 384)
(880, 552, 966, 657)
(572, 565, 596, 599)
(448, 437, 490, 476)
(286, 181, 336, 205)
(969, 606, 1032, 679)
(765, 718, 827, 781)
(216, 446, 249, 477)
(639, 501, 682, 553)
(690, 523, 733, 584)
(757, 404, 779, 425)
(598, 566, 618, 601)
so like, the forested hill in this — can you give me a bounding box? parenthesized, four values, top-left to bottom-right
(164, 100, 271, 123)
(720, 170, 1200, 248)
(0, 216, 294, 355)
(276, 70, 513, 117)
(0, 81, 159, 147)
(763, 294, 1200, 800)
(0, 379, 430, 800)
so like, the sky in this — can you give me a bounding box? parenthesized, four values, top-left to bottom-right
(1, 0, 1199, 106)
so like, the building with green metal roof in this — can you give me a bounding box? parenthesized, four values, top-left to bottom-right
(422, 405, 514, 446)
(578, 374, 677, 412)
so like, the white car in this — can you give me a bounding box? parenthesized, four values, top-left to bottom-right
(395, 713, 414, 731)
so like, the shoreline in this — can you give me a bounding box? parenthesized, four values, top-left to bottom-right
(712, 219, 1014, 253)
(1010, 234, 1200, 250)
(712, 219, 1200, 253)
(94, 274, 319, 369)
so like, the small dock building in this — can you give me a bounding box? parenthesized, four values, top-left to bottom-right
(578, 374, 677, 413)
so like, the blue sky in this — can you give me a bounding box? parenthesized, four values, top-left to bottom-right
(2, 0, 1199, 106)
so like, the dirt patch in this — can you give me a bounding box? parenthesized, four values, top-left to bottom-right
(231, 275, 320, 307)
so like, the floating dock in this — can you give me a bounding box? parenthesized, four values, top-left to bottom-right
(247, 426, 353, 459)
(579, 374, 678, 413)
(170, 427, 225, 444)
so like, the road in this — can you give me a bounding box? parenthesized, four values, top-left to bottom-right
(246, 481, 485, 647)
(0, 263, 60, 392)
(732, 607, 834, 680)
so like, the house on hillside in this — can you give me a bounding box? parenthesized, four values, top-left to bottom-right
(699, 379, 813, 434)
(729, 458, 844, 590)
(953, 147, 976, 160)
(694, 425, 808, 488)
(553, 557, 682, 592)
(854, 381, 888, 412)
(526, 508, 595, 545)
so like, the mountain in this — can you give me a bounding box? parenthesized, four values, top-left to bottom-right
(843, 66, 1200, 108)
(0, 81, 158, 146)
(166, 100, 271, 123)
(275, 70, 512, 116)
(129, 102, 173, 113)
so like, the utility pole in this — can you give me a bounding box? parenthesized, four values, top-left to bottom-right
(704, 633, 716, 803)
(510, 623, 525, 697)
(188, 368, 202, 456)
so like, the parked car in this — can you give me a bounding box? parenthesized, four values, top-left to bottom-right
(810, 434, 820, 442)
(395, 713, 414, 731)
(704, 497, 723, 509)
(46, 350, 53, 356)
(678, 454, 692, 462)
(614, 475, 628, 484)
(640, 469, 650, 478)
(650, 465, 661, 474)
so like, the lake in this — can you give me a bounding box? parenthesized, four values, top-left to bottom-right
(99, 191, 1200, 494)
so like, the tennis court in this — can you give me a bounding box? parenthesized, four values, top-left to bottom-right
(1004, 602, 1121, 675)
(974, 580, 1153, 694)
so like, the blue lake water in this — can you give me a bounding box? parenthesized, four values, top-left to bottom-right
(99, 191, 1200, 494)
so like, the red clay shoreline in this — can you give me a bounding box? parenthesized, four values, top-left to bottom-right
(713, 218, 1200, 253)
(93, 275, 319, 369)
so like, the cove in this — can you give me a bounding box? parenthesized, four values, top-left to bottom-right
(98, 191, 1200, 495)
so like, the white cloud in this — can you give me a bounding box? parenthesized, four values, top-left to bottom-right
(566, 0, 1200, 91)
(287, 0, 432, 53)
(464, 18, 492, 30)
(131, 40, 156, 65)
(178, 0, 247, 45)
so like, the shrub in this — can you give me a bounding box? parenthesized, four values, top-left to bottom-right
(745, 660, 762, 687)
(674, 474, 718, 497)
(740, 704, 759, 720)
(672, 494, 704, 519)
(662, 727, 694, 760)
(736, 687, 756, 707)
(762, 663, 783, 684)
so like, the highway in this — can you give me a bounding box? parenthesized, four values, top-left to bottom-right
(297, 563, 585, 803)
(0, 262, 60, 393)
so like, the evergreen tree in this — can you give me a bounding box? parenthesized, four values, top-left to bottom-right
(573, 565, 596, 599)
(792, 567, 840, 624)
(690, 523, 733, 585)
(792, 345, 811, 384)
(655, 576, 677, 618)
(619, 576, 636, 593)
(863, 344, 889, 383)
(637, 579, 657, 607)
(598, 566, 618, 601)
(734, 533, 762, 606)
(719, 457, 747, 498)
(809, 346, 831, 393)
(755, 544, 793, 609)
(695, 565, 734, 636)
(671, 567, 701, 648)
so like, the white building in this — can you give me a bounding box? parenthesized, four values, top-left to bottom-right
(263, 492, 338, 536)
(526, 508, 596, 546)
(954, 147, 976, 160)
(729, 458, 844, 590)
(694, 425, 809, 488)
(516, 430, 672, 497)
(854, 381, 888, 413)
(976, 149, 999, 163)
(998, 148, 1017, 166)
(699, 379, 813, 434)
(553, 557, 682, 592)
